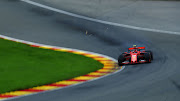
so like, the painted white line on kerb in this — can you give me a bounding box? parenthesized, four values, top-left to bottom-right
(0, 34, 125, 101)
(21, 0, 180, 35)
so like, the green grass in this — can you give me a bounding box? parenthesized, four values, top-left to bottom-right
(0, 38, 103, 94)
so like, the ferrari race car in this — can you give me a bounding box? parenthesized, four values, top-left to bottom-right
(118, 45, 153, 66)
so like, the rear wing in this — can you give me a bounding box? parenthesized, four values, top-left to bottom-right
(128, 47, 145, 50)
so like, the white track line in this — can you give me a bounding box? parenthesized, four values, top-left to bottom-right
(21, 0, 180, 35)
(0, 34, 125, 101)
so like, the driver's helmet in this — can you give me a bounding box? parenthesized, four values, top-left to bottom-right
(133, 45, 137, 47)
(133, 45, 137, 52)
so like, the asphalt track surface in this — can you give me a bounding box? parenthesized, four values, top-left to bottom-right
(33, 0, 180, 33)
(1, 0, 180, 101)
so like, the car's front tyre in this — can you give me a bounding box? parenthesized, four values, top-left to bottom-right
(144, 53, 151, 63)
(118, 54, 126, 66)
(145, 50, 153, 60)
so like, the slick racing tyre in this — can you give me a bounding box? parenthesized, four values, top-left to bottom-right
(145, 50, 153, 60)
(144, 53, 151, 63)
(118, 54, 125, 66)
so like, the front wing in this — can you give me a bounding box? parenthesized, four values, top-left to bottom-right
(121, 60, 148, 65)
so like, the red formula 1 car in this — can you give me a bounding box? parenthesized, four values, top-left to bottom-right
(118, 45, 153, 66)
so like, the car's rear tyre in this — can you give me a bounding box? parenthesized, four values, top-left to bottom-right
(146, 50, 153, 60)
(118, 54, 126, 66)
(144, 53, 151, 63)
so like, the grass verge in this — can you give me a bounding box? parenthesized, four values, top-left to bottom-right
(0, 38, 103, 94)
